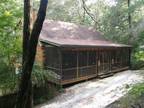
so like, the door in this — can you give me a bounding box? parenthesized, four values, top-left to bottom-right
(98, 51, 111, 75)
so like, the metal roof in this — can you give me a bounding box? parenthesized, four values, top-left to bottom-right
(39, 20, 131, 48)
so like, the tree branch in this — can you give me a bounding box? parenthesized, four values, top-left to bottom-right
(81, 0, 99, 28)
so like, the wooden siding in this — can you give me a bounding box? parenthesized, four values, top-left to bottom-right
(35, 45, 45, 66)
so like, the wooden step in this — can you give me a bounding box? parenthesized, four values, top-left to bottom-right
(98, 72, 114, 78)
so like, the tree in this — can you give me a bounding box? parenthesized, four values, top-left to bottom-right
(128, 0, 131, 29)
(16, 0, 48, 108)
(0, 0, 22, 94)
(128, 0, 132, 44)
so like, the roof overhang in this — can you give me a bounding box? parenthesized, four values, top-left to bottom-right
(39, 39, 132, 48)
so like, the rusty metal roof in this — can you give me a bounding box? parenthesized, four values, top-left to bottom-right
(39, 20, 131, 48)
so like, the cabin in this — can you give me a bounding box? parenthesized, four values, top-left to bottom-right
(36, 20, 131, 85)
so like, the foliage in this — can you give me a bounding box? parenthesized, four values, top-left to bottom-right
(32, 64, 62, 105)
(129, 83, 144, 98)
(33, 84, 60, 105)
(0, 62, 16, 95)
(0, 0, 22, 94)
(106, 83, 144, 108)
(135, 51, 144, 62)
(32, 64, 61, 86)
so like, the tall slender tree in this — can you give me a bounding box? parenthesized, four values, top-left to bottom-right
(128, 0, 131, 29)
(128, 0, 132, 44)
(16, 0, 48, 108)
(23, 0, 30, 65)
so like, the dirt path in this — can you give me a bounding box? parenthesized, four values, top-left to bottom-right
(36, 70, 143, 108)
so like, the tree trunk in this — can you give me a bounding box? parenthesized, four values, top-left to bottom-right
(128, 0, 131, 29)
(23, 0, 30, 65)
(128, 0, 132, 44)
(16, 0, 48, 108)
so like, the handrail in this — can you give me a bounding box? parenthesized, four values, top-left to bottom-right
(45, 66, 61, 70)
(63, 65, 97, 71)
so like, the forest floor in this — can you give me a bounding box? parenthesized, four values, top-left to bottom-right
(35, 70, 144, 108)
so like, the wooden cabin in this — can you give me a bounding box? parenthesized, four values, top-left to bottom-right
(36, 20, 131, 85)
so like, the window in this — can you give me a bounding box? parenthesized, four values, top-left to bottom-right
(103, 51, 109, 63)
(78, 51, 87, 67)
(121, 49, 129, 66)
(111, 50, 117, 63)
(88, 51, 96, 65)
(44, 47, 60, 68)
(116, 50, 121, 63)
(62, 51, 77, 69)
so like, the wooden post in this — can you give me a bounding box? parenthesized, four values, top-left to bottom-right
(87, 51, 89, 77)
(87, 51, 89, 66)
(96, 51, 98, 75)
(129, 48, 131, 69)
(59, 48, 62, 84)
(110, 51, 112, 72)
(102, 51, 104, 73)
(108, 51, 110, 72)
(76, 51, 79, 78)
(97, 49, 100, 75)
